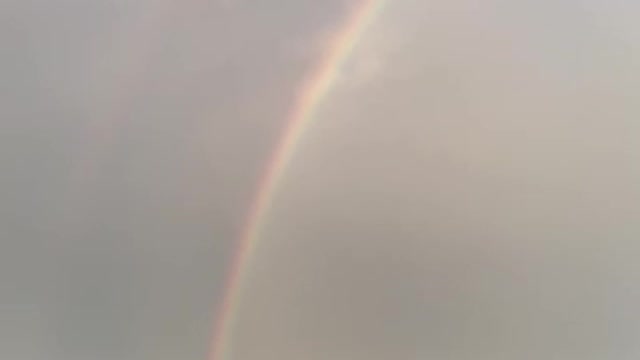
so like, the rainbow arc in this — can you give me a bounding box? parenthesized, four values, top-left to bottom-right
(208, 2, 387, 359)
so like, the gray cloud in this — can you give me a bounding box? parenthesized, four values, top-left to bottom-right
(3, 1, 640, 360)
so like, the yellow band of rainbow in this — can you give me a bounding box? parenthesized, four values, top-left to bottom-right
(208, 2, 386, 359)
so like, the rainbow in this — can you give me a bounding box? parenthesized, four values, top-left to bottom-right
(208, 1, 387, 359)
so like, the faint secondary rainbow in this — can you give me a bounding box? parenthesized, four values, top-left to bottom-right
(208, 1, 386, 359)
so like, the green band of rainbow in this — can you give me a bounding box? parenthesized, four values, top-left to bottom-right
(208, 1, 386, 359)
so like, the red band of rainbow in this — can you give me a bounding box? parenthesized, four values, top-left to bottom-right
(208, 1, 386, 359)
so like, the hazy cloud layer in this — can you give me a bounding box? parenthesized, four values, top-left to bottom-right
(3, 1, 640, 360)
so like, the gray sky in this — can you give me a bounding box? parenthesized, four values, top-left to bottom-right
(3, 1, 640, 360)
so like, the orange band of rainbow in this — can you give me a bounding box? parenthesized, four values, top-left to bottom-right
(208, 2, 386, 359)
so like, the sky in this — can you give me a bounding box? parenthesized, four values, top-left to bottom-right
(2, 1, 640, 360)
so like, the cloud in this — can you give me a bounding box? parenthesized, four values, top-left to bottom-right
(334, 21, 394, 90)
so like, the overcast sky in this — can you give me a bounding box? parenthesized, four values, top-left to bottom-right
(3, 1, 640, 360)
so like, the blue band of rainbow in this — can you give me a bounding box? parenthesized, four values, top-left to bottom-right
(208, 1, 386, 359)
